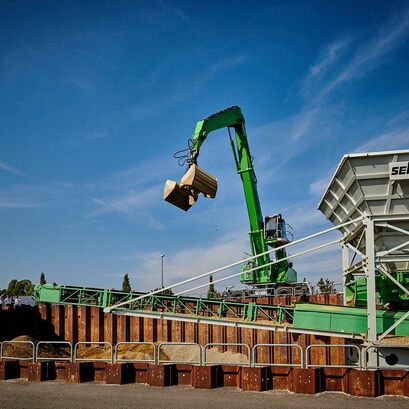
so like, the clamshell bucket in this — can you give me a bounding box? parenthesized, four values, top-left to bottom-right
(180, 164, 218, 198)
(163, 180, 197, 211)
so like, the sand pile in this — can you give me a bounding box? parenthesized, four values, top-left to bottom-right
(77, 343, 170, 361)
(379, 336, 409, 345)
(116, 343, 247, 364)
(159, 344, 200, 363)
(158, 344, 248, 364)
(75, 345, 112, 360)
(2, 335, 71, 360)
(205, 348, 249, 364)
(2, 336, 249, 364)
(116, 343, 159, 361)
(2, 335, 36, 359)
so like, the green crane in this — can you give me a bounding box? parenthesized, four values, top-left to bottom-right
(164, 106, 298, 290)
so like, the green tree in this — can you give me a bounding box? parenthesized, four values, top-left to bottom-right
(39, 272, 46, 285)
(207, 275, 215, 298)
(154, 288, 174, 296)
(122, 274, 131, 292)
(317, 277, 335, 294)
(6, 279, 34, 296)
(207, 275, 220, 299)
(6, 279, 18, 296)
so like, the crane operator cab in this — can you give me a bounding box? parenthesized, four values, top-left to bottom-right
(264, 214, 293, 247)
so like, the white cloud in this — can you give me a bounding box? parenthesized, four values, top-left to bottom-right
(0, 200, 42, 209)
(289, 106, 321, 142)
(89, 184, 161, 216)
(158, 0, 190, 22)
(108, 53, 248, 130)
(301, 37, 355, 100)
(319, 12, 409, 99)
(0, 160, 25, 177)
(128, 230, 249, 291)
(309, 173, 333, 197)
(308, 37, 353, 79)
(283, 200, 332, 235)
(355, 124, 409, 152)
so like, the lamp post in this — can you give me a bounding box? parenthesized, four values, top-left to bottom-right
(160, 254, 165, 289)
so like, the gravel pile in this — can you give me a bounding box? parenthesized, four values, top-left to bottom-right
(2, 335, 71, 359)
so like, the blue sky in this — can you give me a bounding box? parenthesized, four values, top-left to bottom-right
(1, 1, 409, 292)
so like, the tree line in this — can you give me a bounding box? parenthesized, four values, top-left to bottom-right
(1, 272, 336, 297)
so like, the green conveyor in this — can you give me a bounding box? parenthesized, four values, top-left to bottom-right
(293, 303, 409, 336)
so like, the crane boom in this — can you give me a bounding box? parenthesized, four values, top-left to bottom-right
(164, 106, 297, 288)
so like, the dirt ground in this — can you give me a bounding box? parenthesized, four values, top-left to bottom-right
(0, 381, 408, 409)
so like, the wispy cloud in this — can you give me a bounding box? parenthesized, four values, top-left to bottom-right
(308, 38, 352, 79)
(285, 201, 330, 233)
(308, 113, 409, 208)
(0, 160, 25, 177)
(253, 8, 409, 177)
(355, 123, 409, 152)
(106, 53, 248, 128)
(309, 173, 333, 197)
(302, 36, 354, 98)
(0, 200, 42, 209)
(158, 0, 190, 22)
(85, 128, 113, 142)
(127, 230, 248, 291)
(89, 184, 161, 217)
(318, 11, 409, 99)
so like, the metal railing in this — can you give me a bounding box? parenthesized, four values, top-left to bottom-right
(73, 342, 113, 363)
(1, 339, 409, 370)
(157, 342, 202, 365)
(115, 341, 156, 364)
(252, 344, 303, 368)
(35, 341, 73, 362)
(203, 343, 251, 366)
(0, 340, 35, 362)
(305, 344, 361, 369)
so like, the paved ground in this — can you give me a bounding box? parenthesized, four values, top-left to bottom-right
(0, 380, 408, 409)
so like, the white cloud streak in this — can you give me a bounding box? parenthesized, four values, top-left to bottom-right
(308, 38, 352, 79)
(128, 230, 248, 291)
(0, 200, 42, 209)
(319, 12, 409, 99)
(0, 160, 25, 177)
(89, 184, 161, 217)
(355, 124, 409, 152)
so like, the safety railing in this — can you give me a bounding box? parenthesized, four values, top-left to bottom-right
(305, 344, 361, 369)
(252, 344, 303, 368)
(0, 340, 35, 362)
(203, 343, 251, 366)
(364, 344, 409, 370)
(35, 341, 73, 362)
(3, 339, 409, 370)
(73, 342, 113, 363)
(157, 342, 202, 365)
(115, 341, 156, 364)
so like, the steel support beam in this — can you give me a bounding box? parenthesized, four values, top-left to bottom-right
(365, 218, 378, 367)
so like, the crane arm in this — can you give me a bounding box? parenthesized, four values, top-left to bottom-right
(188, 106, 272, 282)
(164, 106, 296, 286)
(188, 106, 245, 163)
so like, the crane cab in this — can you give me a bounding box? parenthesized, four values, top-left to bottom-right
(264, 214, 293, 247)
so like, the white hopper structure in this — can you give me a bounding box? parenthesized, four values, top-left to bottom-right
(318, 149, 409, 367)
(318, 149, 409, 271)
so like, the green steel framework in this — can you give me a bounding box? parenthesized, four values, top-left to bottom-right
(34, 282, 409, 339)
(34, 283, 294, 323)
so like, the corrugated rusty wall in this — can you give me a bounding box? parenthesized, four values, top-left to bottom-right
(0, 294, 345, 366)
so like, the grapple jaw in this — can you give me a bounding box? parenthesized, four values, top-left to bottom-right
(163, 164, 217, 211)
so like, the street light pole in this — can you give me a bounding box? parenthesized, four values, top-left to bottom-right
(160, 254, 165, 289)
